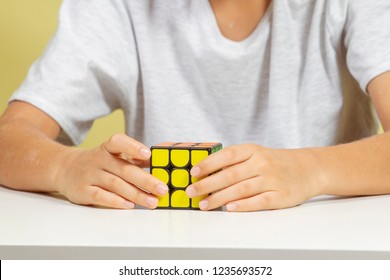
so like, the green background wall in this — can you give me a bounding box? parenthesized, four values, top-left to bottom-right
(0, 0, 125, 148)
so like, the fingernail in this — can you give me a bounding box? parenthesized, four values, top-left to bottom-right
(190, 166, 201, 177)
(146, 197, 159, 208)
(199, 200, 209, 210)
(124, 201, 135, 209)
(186, 186, 196, 197)
(226, 203, 238, 211)
(140, 148, 151, 159)
(157, 183, 169, 196)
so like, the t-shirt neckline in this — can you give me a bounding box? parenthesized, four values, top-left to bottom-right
(200, 0, 272, 50)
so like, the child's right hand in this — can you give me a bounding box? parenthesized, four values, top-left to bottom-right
(55, 133, 169, 209)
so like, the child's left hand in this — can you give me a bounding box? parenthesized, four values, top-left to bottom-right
(186, 144, 324, 212)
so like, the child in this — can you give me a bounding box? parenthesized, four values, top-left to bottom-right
(0, 0, 390, 212)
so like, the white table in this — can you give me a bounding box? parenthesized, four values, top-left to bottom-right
(1, 186, 390, 259)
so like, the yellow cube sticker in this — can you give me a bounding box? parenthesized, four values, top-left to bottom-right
(151, 168, 169, 184)
(151, 149, 169, 167)
(191, 194, 208, 209)
(158, 193, 170, 207)
(171, 149, 190, 167)
(171, 190, 190, 208)
(171, 169, 189, 188)
(191, 150, 209, 166)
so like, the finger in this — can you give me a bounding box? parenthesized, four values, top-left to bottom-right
(102, 133, 151, 160)
(132, 159, 150, 168)
(194, 177, 265, 210)
(190, 144, 253, 178)
(118, 154, 150, 168)
(186, 161, 258, 198)
(103, 157, 169, 197)
(83, 186, 135, 209)
(225, 191, 288, 212)
(97, 171, 160, 209)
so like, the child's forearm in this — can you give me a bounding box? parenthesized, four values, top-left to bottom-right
(310, 132, 390, 197)
(0, 119, 66, 193)
(312, 71, 390, 197)
(0, 102, 167, 210)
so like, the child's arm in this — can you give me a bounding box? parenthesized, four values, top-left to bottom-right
(186, 71, 390, 212)
(0, 101, 168, 209)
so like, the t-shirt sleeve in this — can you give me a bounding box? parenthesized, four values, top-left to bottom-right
(343, 0, 390, 94)
(9, 0, 138, 145)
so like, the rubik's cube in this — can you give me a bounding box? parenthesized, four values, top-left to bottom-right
(150, 142, 223, 209)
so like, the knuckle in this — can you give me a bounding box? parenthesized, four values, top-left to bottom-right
(90, 188, 103, 203)
(108, 176, 121, 190)
(134, 190, 146, 205)
(191, 181, 204, 195)
(110, 133, 125, 143)
(224, 147, 238, 162)
(144, 175, 157, 189)
(119, 164, 131, 177)
(107, 197, 122, 209)
(106, 133, 126, 148)
(256, 154, 273, 172)
(248, 143, 260, 150)
(258, 193, 273, 209)
(224, 168, 239, 182)
(236, 183, 252, 198)
(144, 175, 156, 186)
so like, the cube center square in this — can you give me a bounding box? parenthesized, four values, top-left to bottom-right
(150, 142, 222, 210)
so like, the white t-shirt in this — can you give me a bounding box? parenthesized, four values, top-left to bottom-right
(10, 0, 390, 148)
